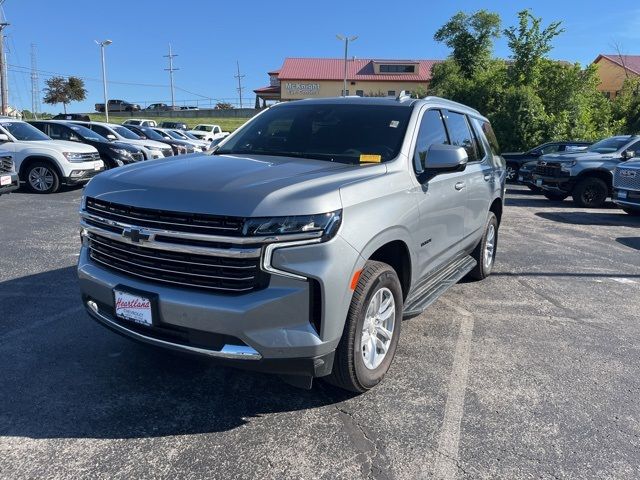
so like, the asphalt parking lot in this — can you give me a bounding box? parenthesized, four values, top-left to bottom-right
(1, 185, 639, 479)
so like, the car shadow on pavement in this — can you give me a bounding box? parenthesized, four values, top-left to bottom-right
(0, 267, 355, 440)
(616, 237, 640, 251)
(535, 211, 640, 227)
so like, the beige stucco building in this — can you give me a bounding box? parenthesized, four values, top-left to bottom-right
(593, 54, 640, 99)
(254, 58, 441, 106)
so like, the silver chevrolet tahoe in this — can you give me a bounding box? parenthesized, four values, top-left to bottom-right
(78, 96, 506, 392)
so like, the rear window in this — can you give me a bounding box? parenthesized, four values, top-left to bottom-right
(216, 103, 412, 164)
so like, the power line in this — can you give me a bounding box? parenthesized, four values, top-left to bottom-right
(163, 44, 178, 108)
(234, 60, 245, 109)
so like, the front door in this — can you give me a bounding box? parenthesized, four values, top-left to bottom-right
(411, 108, 466, 277)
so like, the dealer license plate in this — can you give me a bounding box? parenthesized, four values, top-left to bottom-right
(518, 175, 523, 182)
(0, 175, 10, 186)
(618, 190, 628, 199)
(114, 289, 153, 326)
(536, 179, 543, 187)
(94, 160, 104, 171)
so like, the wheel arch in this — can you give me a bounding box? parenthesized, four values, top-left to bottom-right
(489, 197, 503, 226)
(366, 240, 412, 301)
(19, 155, 64, 180)
(575, 169, 613, 190)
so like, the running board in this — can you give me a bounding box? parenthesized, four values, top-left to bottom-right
(403, 255, 476, 318)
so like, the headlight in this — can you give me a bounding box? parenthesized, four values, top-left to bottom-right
(109, 147, 131, 157)
(560, 160, 577, 172)
(63, 152, 88, 162)
(243, 210, 342, 239)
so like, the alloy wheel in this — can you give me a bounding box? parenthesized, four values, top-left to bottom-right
(361, 287, 396, 370)
(28, 167, 55, 192)
(484, 224, 496, 269)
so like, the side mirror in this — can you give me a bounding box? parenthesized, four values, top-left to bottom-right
(418, 144, 468, 182)
(69, 135, 80, 142)
(107, 134, 117, 140)
(0, 133, 9, 142)
(622, 150, 635, 160)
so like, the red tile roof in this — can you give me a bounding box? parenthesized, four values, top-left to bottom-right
(595, 54, 640, 75)
(276, 58, 441, 82)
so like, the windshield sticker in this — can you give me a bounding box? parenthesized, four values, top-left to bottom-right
(360, 154, 382, 163)
(389, 120, 399, 128)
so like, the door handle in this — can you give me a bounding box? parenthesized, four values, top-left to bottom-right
(484, 174, 492, 181)
(455, 182, 465, 191)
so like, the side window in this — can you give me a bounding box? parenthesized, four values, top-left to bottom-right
(540, 144, 561, 155)
(480, 121, 501, 156)
(92, 125, 111, 138)
(468, 118, 486, 160)
(48, 123, 70, 140)
(628, 141, 640, 158)
(445, 111, 478, 162)
(413, 109, 450, 173)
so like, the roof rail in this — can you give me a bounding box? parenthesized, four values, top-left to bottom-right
(396, 90, 412, 102)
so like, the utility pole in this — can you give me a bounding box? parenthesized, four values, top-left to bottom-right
(0, 21, 9, 115)
(30, 43, 39, 119)
(336, 35, 358, 97)
(234, 61, 245, 109)
(96, 39, 112, 122)
(164, 44, 178, 109)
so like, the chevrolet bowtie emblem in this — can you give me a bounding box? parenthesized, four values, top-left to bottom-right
(122, 227, 151, 243)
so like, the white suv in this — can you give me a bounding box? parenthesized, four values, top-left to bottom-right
(122, 119, 158, 127)
(0, 119, 104, 194)
(186, 124, 229, 143)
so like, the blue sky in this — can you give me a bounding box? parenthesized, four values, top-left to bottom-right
(4, 0, 640, 113)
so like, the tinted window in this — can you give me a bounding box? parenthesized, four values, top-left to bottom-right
(414, 109, 449, 172)
(446, 112, 478, 162)
(217, 103, 412, 164)
(48, 123, 74, 141)
(91, 125, 113, 138)
(469, 119, 486, 159)
(1, 122, 50, 141)
(588, 137, 632, 154)
(481, 121, 500, 156)
(628, 141, 640, 157)
(540, 144, 561, 154)
(113, 126, 141, 139)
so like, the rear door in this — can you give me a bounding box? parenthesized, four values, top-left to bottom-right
(411, 108, 466, 276)
(443, 111, 494, 242)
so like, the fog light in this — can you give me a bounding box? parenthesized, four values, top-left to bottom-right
(87, 300, 98, 313)
(70, 170, 87, 178)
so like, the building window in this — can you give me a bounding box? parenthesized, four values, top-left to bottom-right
(356, 90, 364, 97)
(603, 91, 611, 99)
(380, 64, 416, 73)
(388, 90, 396, 97)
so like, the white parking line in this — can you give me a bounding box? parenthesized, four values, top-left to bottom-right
(430, 299, 475, 479)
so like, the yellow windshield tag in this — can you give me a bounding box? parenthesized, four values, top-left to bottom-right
(360, 154, 382, 163)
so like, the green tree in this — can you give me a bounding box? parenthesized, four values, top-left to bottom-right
(504, 10, 564, 85)
(43, 76, 87, 113)
(612, 78, 640, 134)
(433, 10, 501, 79)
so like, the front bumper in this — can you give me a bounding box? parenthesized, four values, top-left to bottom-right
(64, 168, 105, 186)
(77, 233, 361, 377)
(531, 173, 574, 192)
(612, 188, 640, 209)
(0, 172, 19, 194)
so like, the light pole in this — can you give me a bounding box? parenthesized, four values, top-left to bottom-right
(336, 34, 357, 97)
(95, 39, 112, 121)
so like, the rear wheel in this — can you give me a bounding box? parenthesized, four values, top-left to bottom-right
(326, 261, 403, 393)
(543, 191, 569, 201)
(24, 161, 60, 194)
(622, 207, 640, 216)
(572, 177, 608, 208)
(468, 212, 498, 280)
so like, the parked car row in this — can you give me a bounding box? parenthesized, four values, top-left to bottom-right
(510, 136, 640, 214)
(94, 100, 202, 114)
(121, 118, 230, 143)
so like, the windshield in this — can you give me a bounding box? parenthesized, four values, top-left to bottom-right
(113, 126, 141, 140)
(165, 130, 184, 140)
(2, 122, 51, 141)
(153, 129, 171, 139)
(216, 103, 412, 164)
(587, 137, 631, 154)
(69, 124, 106, 142)
(194, 125, 212, 132)
(140, 128, 165, 141)
(181, 131, 199, 140)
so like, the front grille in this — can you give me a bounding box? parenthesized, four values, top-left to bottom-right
(534, 163, 563, 177)
(85, 197, 245, 236)
(614, 167, 640, 190)
(131, 152, 144, 162)
(0, 155, 13, 174)
(162, 147, 173, 157)
(87, 232, 264, 293)
(75, 152, 101, 162)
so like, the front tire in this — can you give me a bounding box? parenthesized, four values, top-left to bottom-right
(572, 177, 608, 208)
(326, 261, 403, 393)
(468, 212, 498, 281)
(24, 161, 60, 194)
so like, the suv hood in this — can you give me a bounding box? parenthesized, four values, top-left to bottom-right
(22, 140, 97, 154)
(118, 138, 169, 150)
(541, 151, 615, 163)
(84, 153, 386, 217)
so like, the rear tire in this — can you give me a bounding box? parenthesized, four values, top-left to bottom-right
(468, 212, 498, 281)
(622, 207, 640, 216)
(572, 177, 608, 208)
(326, 261, 403, 393)
(24, 161, 60, 194)
(543, 191, 569, 201)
